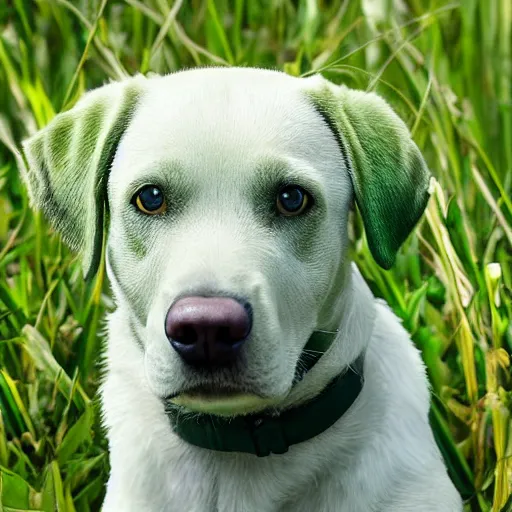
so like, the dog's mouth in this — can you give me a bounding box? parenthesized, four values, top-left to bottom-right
(165, 384, 285, 417)
(167, 383, 255, 400)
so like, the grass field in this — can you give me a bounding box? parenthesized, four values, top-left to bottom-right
(0, 0, 511, 510)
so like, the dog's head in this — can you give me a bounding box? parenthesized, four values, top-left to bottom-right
(21, 68, 431, 416)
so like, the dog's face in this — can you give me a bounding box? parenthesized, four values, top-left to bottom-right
(21, 68, 431, 416)
(107, 70, 352, 413)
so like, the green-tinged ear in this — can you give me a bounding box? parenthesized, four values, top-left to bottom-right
(21, 76, 146, 280)
(305, 77, 432, 269)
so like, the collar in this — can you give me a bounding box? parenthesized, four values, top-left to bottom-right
(167, 331, 366, 457)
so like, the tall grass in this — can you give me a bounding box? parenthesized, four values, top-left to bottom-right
(0, 0, 510, 510)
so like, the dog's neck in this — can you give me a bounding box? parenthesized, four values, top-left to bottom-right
(279, 263, 377, 410)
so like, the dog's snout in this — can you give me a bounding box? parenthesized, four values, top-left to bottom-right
(165, 297, 252, 367)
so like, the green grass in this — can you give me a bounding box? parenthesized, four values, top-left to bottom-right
(0, 0, 511, 510)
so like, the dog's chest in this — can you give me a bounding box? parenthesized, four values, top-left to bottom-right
(158, 459, 348, 512)
(209, 459, 342, 512)
(106, 444, 352, 512)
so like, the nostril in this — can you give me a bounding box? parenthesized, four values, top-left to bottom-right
(216, 325, 231, 345)
(215, 321, 249, 346)
(166, 320, 198, 345)
(177, 325, 198, 345)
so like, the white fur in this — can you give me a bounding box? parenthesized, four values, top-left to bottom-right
(96, 68, 462, 511)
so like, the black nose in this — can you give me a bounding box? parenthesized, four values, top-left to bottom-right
(165, 296, 252, 368)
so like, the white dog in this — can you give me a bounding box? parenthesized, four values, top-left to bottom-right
(21, 67, 462, 511)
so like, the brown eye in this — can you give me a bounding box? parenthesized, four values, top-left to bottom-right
(134, 185, 166, 215)
(277, 186, 310, 216)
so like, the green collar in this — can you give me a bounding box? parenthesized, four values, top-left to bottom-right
(167, 331, 366, 457)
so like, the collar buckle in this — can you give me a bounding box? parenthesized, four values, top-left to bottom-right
(246, 416, 289, 457)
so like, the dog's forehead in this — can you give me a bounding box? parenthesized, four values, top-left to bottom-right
(111, 69, 342, 188)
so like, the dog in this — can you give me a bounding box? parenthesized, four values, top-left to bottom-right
(21, 67, 463, 511)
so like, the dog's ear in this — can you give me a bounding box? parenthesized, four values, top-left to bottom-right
(21, 76, 146, 280)
(305, 76, 432, 269)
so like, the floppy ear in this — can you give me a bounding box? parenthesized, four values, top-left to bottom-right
(21, 76, 146, 280)
(304, 76, 432, 269)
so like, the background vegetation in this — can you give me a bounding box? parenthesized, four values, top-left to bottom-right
(0, 0, 511, 510)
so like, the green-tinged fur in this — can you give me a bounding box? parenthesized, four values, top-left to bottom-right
(250, 158, 325, 262)
(120, 161, 196, 261)
(306, 84, 432, 269)
(106, 245, 147, 326)
(21, 77, 146, 280)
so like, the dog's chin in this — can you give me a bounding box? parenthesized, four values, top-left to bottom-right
(167, 386, 287, 417)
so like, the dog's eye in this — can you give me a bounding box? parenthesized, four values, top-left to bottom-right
(134, 185, 166, 215)
(276, 186, 310, 216)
